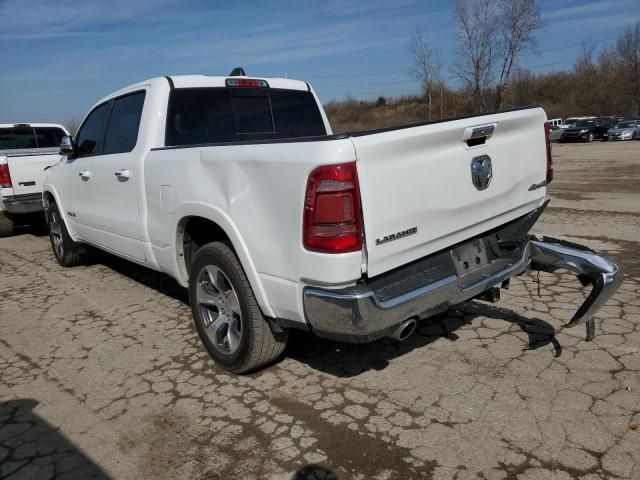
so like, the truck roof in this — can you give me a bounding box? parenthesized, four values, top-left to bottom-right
(0, 123, 67, 129)
(99, 75, 310, 106)
(168, 75, 309, 91)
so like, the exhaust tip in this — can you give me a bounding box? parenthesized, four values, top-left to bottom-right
(389, 318, 417, 342)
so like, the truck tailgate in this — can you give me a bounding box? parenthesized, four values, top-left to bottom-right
(7, 153, 59, 196)
(353, 107, 548, 277)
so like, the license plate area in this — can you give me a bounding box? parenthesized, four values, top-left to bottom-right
(451, 239, 489, 276)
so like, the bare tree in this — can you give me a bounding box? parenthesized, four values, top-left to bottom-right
(594, 46, 619, 114)
(616, 22, 640, 116)
(453, 0, 500, 112)
(572, 41, 598, 113)
(409, 29, 444, 120)
(64, 116, 79, 136)
(493, 0, 544, 110)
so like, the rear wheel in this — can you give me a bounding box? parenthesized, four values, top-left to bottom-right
(587, 133, 594, 142)
(47, 201, 87, 267)
(189, 242, 288, 373)
(0, 211, 14, 237)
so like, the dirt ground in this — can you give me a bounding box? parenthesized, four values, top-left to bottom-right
(1, 141, 639, 480)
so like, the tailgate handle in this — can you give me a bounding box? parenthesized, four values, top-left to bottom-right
(463, 124, 495, 147)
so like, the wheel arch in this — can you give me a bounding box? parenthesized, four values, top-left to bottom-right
(42, 186, 79, 241)
(172, 203, 276, 319)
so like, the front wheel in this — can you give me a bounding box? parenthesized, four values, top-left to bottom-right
(587, 133, 594, 142)
(47, 202, 87, 267)
(189, 242, 288, 373)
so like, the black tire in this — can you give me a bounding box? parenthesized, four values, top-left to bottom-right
(189, 242, 288, 373)
(47, 201, 87, 267)
(0, 211, 14, 237)
(587, 133, 594, 142)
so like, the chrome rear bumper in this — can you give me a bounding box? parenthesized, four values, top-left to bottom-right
(303, 236, 622, 343)
(2, 193, 44, 214)
(529, 237, 623, 341)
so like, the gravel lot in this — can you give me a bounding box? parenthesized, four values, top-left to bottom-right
(1, 141, 639, 480)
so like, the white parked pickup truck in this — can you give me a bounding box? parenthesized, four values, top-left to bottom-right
(0, 123, 68, 236)
(43, 72, 622, 373)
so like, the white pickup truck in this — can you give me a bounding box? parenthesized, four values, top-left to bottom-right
(0, 123, 68, 236)
(43, 72, 622, 373)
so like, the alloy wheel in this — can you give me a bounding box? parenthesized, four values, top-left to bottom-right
(196, 265, 243, 355)
(49, 211, 64, 258)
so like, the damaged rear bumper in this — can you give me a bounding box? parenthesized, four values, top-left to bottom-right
(529, 237, 623, 341)
(303, 234, 623, 343)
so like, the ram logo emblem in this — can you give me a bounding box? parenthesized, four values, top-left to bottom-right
(471, 155, 492, 191)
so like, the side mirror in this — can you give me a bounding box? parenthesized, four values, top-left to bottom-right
(60, 135, 76, 156)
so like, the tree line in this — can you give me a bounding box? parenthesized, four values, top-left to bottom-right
(410, 0, 639, 120)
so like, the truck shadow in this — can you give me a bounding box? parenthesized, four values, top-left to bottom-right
(87, 250, 189, 305)
(286, 301, 561, 378)
(0, 399, 109, 479)
(80, 251, 562, 378)
(8, 213, 49, 237)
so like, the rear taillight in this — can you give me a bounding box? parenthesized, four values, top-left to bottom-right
(0, 157, 11, 188)
(544, 121, 553, 183)
(303, 162, 363, 253)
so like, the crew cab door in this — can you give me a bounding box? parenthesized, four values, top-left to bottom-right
(57, 103, 112, 244)
(91, 91, 146, 261)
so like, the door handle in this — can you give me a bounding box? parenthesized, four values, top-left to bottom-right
(78, 171, 92, 180)
(114, 169, 131, 180)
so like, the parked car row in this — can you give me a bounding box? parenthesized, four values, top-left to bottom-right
(547, 116, 640, 143)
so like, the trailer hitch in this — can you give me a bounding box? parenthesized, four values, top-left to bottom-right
(529, 236, 623, 341)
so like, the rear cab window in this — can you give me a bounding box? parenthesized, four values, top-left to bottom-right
(165, 86, 326, 146)
(0, 126, 66, 153)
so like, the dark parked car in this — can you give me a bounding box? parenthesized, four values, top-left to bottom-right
(560, 119, 599, 142)
(592, 117, 618, 140)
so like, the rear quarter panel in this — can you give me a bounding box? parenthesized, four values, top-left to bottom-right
(144, 138, 363, 318)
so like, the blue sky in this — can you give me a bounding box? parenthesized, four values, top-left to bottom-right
(1, 0, 638, 124)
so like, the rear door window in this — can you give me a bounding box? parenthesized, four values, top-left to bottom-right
(103, 91, 146, 155)
(166, 87, 326, 146)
